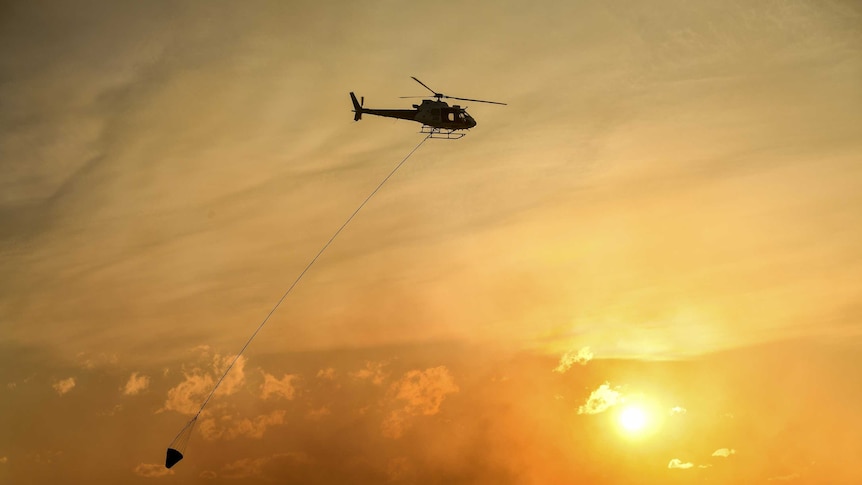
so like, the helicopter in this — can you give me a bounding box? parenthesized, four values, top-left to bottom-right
(350, 77, 506, 139)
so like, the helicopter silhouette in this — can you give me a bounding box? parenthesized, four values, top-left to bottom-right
(350, 77, 506, 139)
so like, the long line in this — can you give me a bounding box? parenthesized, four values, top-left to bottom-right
(191, 133, 432, 419)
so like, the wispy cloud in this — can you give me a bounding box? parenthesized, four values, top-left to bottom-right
(668, 458, 694, 469)
(221, 452, 309, 479)
(553, 347, 593, 373)
(391, 367, 459, 415)
(387, 457, 413, 482)
(316, 367, 336, 380)
(199, 409, 287, 440)
(30, 451, 63, 464)
(260, 372, 298, 400)
(52, 377, 75, 396)
(306, 406, 331, 420)
(670, 405, 687, 415)
(768, 473, 800, 481)
(161, 350, 245, 415)
(578, 382, 621, 414)
(98, 404, 124, 417)
(712, 448, 736, 457)
(351, 361, 388, 385)
(133, 463, 174, 478)
(382, 366, 459, 439)
(161, 375, 212, 415)
(0, 456, 7, 464)
(76, 352, 117, 370)
(122, 372, 150, 396)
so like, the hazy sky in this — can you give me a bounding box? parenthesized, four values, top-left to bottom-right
(2, 0, 861, 483)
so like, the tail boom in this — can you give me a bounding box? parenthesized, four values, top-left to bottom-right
(349, 92, 420, 123)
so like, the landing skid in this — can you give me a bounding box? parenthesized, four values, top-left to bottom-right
(420, 126, 466, 140)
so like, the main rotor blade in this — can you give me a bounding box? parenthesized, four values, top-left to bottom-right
(444, 95, 507, 106)
(411, 76, 439, 96)
(398, 96, 430, 99)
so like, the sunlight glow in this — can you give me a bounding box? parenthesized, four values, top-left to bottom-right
(619, 405, 648, 433)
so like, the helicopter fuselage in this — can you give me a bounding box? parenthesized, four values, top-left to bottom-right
(350, 94, 476, 130)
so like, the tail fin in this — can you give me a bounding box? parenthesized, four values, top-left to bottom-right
(349, 92, 363, 121)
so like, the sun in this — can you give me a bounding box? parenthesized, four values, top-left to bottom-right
(618, 405, 649, 433)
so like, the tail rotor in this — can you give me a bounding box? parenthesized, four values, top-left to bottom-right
(350, 92, 364, 121)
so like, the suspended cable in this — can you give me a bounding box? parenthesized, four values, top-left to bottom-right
(166, 134, 432, 468)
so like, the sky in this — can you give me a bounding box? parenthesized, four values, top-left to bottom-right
(1, 0, 861, 483)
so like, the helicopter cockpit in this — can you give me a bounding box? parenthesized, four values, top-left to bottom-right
(441, 106, 475, 127)
(445, 106, 465, 122)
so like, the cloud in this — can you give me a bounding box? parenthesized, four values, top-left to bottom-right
(382, 366, 459, 439)
(768, 473, 800, 481)
(387, 457, 413, 482)
(553, 347, 593, 373)
(133, 463, 174, 478)
(578, 382, 622, 414)
(200, 470, 218, 479)
(98, 404, 124, 417)
(316, 367, 336, 380)
(306, 406, 331, 420)
(668, 459, 694, 469)
(211, 354, 246, 395)
(0, 456, 7, 464)
(161, 372, 214, 415)
(260, 372, 298, 400)
(199, 410, 286, 441)
(391, 366, 459, 415)
(76, 352, 118, 370)
(670, 406, 687, 415)
(351, 361, 388, 385)
(226, 410, 287, 439)
(30, 451, 63, 464)
(221, 452, 309, 479)
(712, 448, 736, 457)
(122, 372, 150, 395)
(161, 352, 245, 415)
(52, 377, 76, 395)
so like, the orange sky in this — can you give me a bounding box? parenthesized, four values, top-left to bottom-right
(1, 1, 861, 483)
